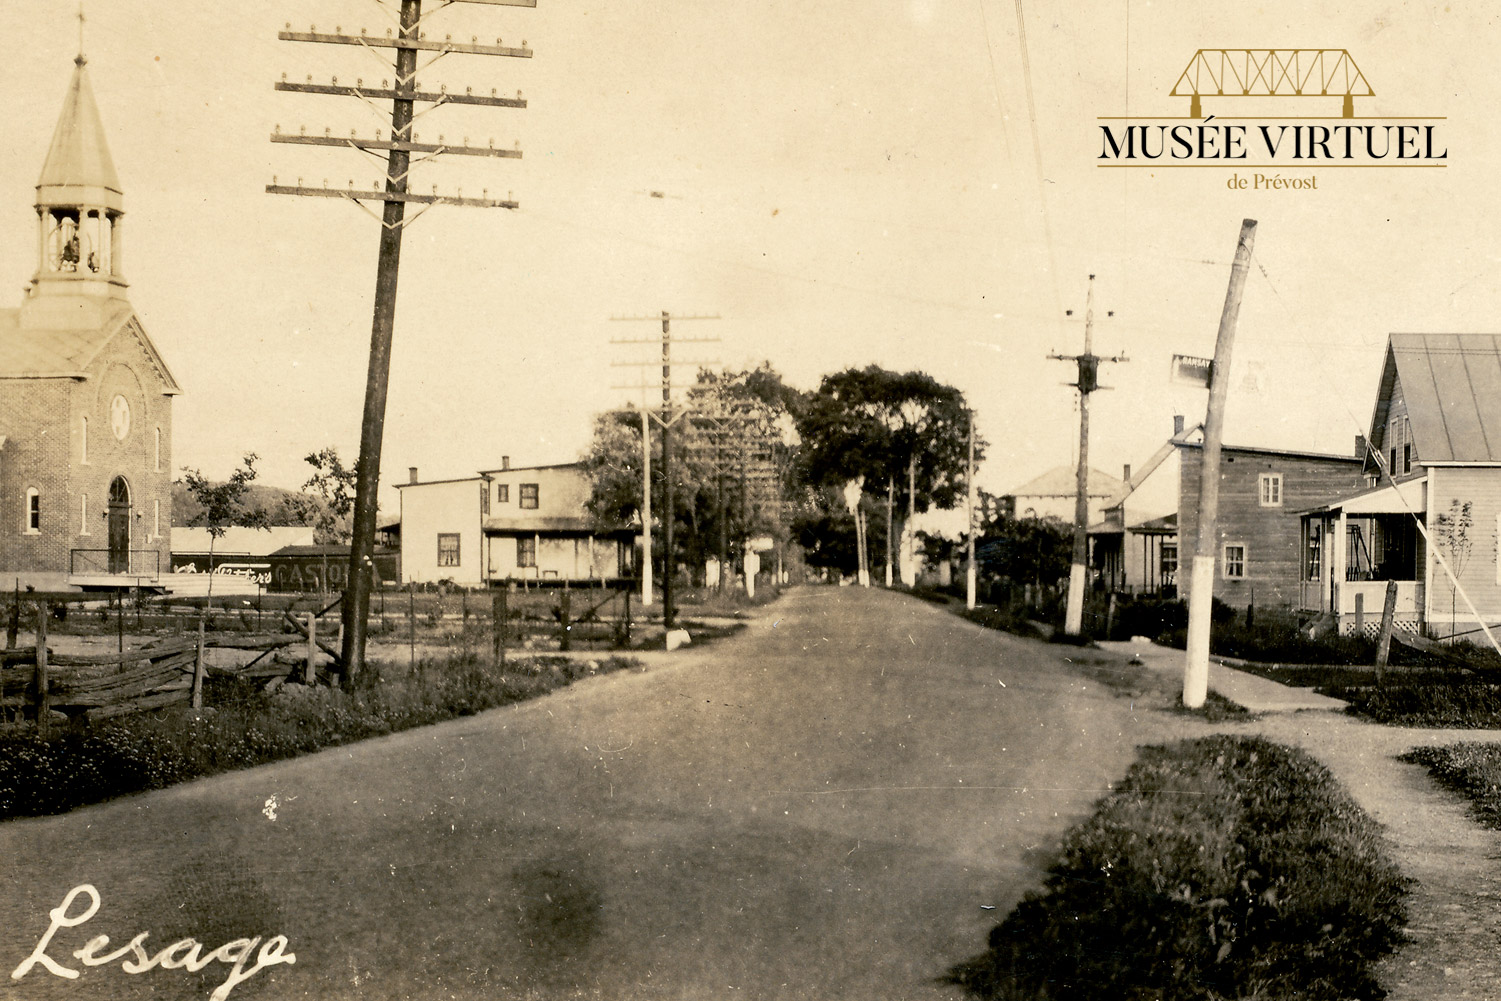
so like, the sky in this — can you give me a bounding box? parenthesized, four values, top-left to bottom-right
(1, 1, 1496, 522)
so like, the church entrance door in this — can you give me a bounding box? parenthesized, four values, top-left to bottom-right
(108, 477, 131, 573)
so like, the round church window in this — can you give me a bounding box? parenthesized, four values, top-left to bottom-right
(110, 395, 131, 440)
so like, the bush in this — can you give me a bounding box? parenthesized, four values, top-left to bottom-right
(947, 735, 1408, 1001)
(0, 653, 638, 820)
(1334, 680, 1501, 728)
(1402, 743, 1501, 828)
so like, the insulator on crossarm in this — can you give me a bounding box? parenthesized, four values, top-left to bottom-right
(280, 72, 288, 82)
(466, 87, 473, 96)
(272, 175, 278, 185)
(440, 83, 448, 93)
(299, 125, 306, 135)
(324, 127, 331, 137)
(376, 129, 383, 140)
(335, 25, 341, 33)
(331, 76, 338, 85)
(274, 123, 281, 135)
(471, 36, 478, 43)
(357, 78, 363, 87)
(306, 74, 313, 83)
(487, 138, 494, 149)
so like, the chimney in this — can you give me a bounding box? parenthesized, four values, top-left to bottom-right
(1355, 434, 1367, 459)
(408, 467, 418, 484)
(1173, 415, 1185, 436)
(501, 456, 510, 470)
(1122, 464, 1132, 484)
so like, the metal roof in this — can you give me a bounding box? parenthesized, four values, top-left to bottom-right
(1374, 333, 1501, 463)
(0, 306, 180, 392)
(1005, 465, 1124, 499)
(37, 57, 123, 212)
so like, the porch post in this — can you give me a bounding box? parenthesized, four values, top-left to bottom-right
(1332, 510, 1348, 629)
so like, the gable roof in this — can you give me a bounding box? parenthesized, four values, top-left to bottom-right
(1006, 465, 1124, 499)
(0, 307, 181, 392)
(1371, 333, 1501, 464)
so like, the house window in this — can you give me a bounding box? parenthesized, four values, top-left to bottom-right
(1223, 543, 1246, 579)
(1403, 417, 1412, 474)
(437, 533, 461, 567)
(81, 416, 88, 464)
(1160, 541, 1178, 580)
(25, 488, 40, 534)
(155, 427, 162, 472)
(80, 493, 90, 535)
(519, 483, 539, 509)
(1258, 473, 1283, 507)
(497, 484, 509, 504)
(517, 537, 536, 568)
(480, 482, 491, 516)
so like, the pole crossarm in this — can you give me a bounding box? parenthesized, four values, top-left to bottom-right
(272, 131, 522, 158)
(276, 80, 526, 109)
(266, 183, 517, 208)
(1171, 49, 1373, 99)
(279, 28, 532, 59)
(445, 0, 537, 6)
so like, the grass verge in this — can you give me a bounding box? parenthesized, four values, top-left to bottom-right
(1324, 679, 1501, 728)
(946, 734, 1408, 1001)
(0, 653, 639, 821)
(1401, 743, 1501, 829)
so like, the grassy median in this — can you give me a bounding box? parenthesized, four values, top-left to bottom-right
(947, 734, 1408, 1001)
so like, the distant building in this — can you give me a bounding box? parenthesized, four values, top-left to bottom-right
(1002, 466, 1124, 525)
(396, 459, 632, 586)
(0, 55, 179, 591)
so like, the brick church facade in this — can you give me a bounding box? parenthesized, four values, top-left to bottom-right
(0, 54, 179, 589)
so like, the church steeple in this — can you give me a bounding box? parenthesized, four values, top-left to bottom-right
(32, 51, 126, 297)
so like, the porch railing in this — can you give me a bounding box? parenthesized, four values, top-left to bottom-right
(69, 549, 162, 577)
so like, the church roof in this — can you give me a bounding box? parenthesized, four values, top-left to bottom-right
(0, 306, 181, 393)
(1370, 333, 1501, 463)
(37, 57, 123, 212)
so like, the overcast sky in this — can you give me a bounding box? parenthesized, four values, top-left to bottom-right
(1, 1, 1493, 517)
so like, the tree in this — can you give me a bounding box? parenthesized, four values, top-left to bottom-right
(1435, 498, 1474, 640)
(795, 366, 980, 585)
(178, 453, 272, 603)
(300, 447, 360, 544)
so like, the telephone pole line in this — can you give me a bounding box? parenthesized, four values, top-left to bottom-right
(1050, 275, 1124, 637)
(611, 311, 719, 629)
(269, 1, 534, 686)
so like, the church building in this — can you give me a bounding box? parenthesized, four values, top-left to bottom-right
(0, 53, 180, 590)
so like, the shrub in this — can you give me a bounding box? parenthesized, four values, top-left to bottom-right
(947, 735, 1408, 1001)
(1402, 743, 1501, 829)
(1335, 681, 1501, 728)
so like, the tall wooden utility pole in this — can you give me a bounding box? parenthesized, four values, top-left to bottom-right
(1184, 219, 1257, 708)
(611, 312, 719, 629)
(966, 409, 977, 610)
(1050, 275, 1124, 636)
(269, 1, 534, 685)
(638, 405, 653, 606)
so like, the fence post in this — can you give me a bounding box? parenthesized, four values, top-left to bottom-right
(7, 579, 18, 649)
(1354, 592, 1365, 637)
(560, 590, 572, 652)
(622, 586, 632, 647)
(192, 610, 207, 710)
(408, 584, 416, 670)
(33, 601, 49, 737)
(492, 589, 507, 668)
(306, 612, 317, 686)
(1375, 579, 1399, 683)
(1105, 592, 1118, 641)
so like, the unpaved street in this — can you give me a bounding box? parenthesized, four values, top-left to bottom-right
(0, 587, 1176, 1000)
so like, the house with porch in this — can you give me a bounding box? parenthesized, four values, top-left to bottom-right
(396, 459, 633, 587)
(1090, 419, 1368, 609)
(1298, 333, 1501, 638)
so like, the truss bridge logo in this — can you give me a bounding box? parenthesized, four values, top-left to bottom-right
(1098, 49, 1447, 170)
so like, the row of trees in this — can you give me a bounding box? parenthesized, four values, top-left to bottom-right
(581, 362, 989, 587)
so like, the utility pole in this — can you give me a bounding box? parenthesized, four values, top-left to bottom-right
(611, 311, 719, 629)
(1050, 275, 1124, 636)
(966, 409, 977, 610)
(269, 1, 534, 686)
(885, 476, 895, 588)
(1184, 219, 1258, 708)
(639, 405, 653, 606)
